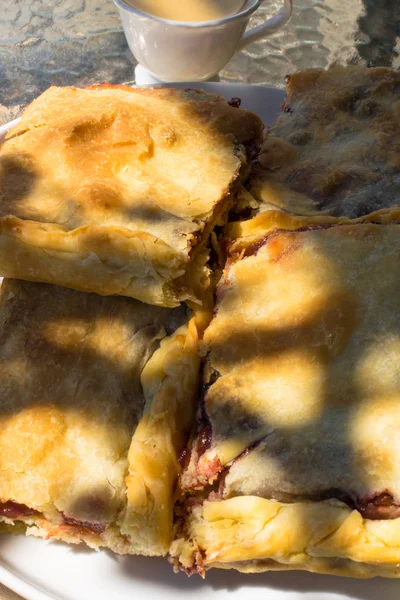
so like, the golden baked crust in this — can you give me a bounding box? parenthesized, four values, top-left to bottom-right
(171, 497, 400, 578)
(0, 278, 200, 555)
(174, 222, 400, 576)
(226, 206, 400, 245)
(0, 85, 263, 307)
(247, 66, 400, 220)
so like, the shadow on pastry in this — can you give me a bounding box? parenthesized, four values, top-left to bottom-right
(175, 221, 400, 578)
(0, 154, 37, 209)
(245, 66, 400, 222)
(0, 278, 193, 555)
(0, 85, 264, 306)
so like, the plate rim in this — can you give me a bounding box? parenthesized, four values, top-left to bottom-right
(0, 561, 62, 600)
(0, 118, 21, 138)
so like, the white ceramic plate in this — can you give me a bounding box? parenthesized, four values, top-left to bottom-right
(0, 82, 397, 600)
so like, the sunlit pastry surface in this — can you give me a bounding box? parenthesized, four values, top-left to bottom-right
(0, 85, 262, 306)
(173, 222, 400, 576)
(0, 278, 199, 555)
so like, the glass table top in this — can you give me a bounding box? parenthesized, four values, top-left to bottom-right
(1, 0, 399, 125)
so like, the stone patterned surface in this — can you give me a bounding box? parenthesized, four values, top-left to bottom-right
(0, 0, 399, 124)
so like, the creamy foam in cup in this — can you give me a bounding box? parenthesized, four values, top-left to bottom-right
(126, 0, 245, 22)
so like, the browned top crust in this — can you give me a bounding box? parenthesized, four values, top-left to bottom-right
(182, 223, 400, 519)
(249, 66, 400, 219)
(0, 85, 263, 306)
(0, 278, 200, 555)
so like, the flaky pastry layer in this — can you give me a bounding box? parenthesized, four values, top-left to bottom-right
(0, 85, 262, 306)
(226, 206, 400, 246)
(171, 497, 400, 578)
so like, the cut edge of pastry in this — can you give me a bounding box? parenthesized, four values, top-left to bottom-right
(0, 172, 248, 309)
(120, 313, 201, 556)
(0, 160, 254, 308)
(0, 506, 132, 554)
(0, 216, 190, 307)
(226, 205, 400, 249)
(170, 496, 400, 578)
(0, 84, 263, 308)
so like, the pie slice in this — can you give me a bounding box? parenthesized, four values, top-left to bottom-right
(246, 66, 400, 220)
(0, 85, 263, 307)
(0, 278, 200, 555)
(172, 222, 400, 577)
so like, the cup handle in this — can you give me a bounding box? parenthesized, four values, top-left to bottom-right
(238, 0, 293, 51)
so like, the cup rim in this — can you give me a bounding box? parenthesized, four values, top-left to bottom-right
(113, 0, 261, 28)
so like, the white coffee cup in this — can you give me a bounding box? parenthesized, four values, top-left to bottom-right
(113, 0, 292, 84)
